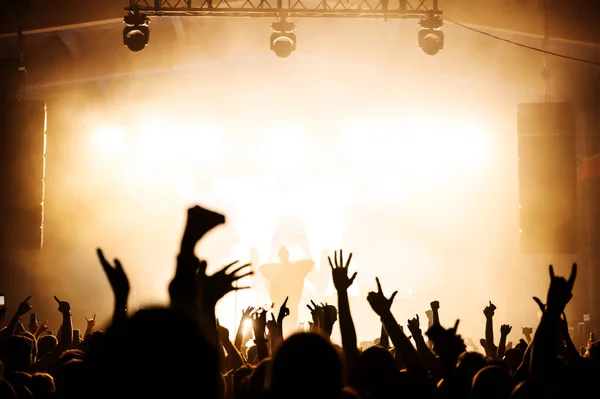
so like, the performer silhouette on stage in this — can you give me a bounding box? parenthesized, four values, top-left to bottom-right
(260, 246, 314, 334)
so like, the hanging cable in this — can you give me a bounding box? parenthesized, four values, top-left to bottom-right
(443, 16, 600, 67)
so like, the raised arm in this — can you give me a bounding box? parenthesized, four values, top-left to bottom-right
(530, 264, 577, 379)
(276, 297, 290, 340)
(1, 296, 32, 338)
(53, 296, 72, 351)
(329, 249, 360, 370)
(84, 314, 97, 339)
(97, 249, 130, 329)
(497, 324, 512, 360)
(252, 310, 269, 361)
(367, 278, 420, 369)
(483, 301, 498, 359)
(218, 323, 245, 371)
(235, 306, 255, 350)
(407, 313, 442, 380)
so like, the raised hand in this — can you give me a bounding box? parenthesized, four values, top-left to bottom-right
(367, 277, 398, 317)
(200, 261, 253, 306)
(427, 319, 466, 359)
(17, 296, 32, 316)
(480, 338, 488, 352)
(329, 249, 357, 291)
(28, 314, 38, 333)
(217, 322, 230, 342)
(37, 321, 48, 336)
(277, 297, 290, 324)
(430, 301, 440, 311)
(180, 205, 225, 254)
(266, 313, 278, 335)
(500, 324, 512, 336)
(97, 249, 130, 303)
(54, 296, 71, 315)
(407, 314, 420, 335)
(323, 304, 338, 326)
(241, 306, 255, 321)
(252, 310, 267, 341)
(483, 301, 496, 318)
(307, 300, 324, 325)
(85, 314, 97, 332)
(546, 263, 577, 313)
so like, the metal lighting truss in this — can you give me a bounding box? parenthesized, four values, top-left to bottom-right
(125, 0, 442, 19)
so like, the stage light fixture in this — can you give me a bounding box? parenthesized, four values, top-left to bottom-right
(418, 15, 444, 56)
(270, 21, 296, 58)
(123, 12, 150, 52)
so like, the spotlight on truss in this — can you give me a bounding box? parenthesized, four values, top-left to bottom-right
(270, 21, 296, 58)
(123, 12, 150, 52)
(418, 14, 444, 56)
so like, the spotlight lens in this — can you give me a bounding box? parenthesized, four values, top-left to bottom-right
(420, 33, 442, 56)
(125, 30, 147, 52)
(273, 37, 294, 58)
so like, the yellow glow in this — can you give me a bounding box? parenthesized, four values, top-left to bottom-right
(55, 49, 521, 345)
(258, 126, 307, 176)
(243, 319, 253, 334)
(89, 124, 125, 155)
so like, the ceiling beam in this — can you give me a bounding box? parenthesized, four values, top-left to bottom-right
(0, 0, 600, 46)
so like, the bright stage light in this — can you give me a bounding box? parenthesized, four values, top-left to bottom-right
(243, 319, 253, 334)
(89, 124, 125, 156)
(428, 120, 490, 170)
(258, 126, 307, 175)
(134, 119, 173, 172)
(343, 120, 396, 168)
(344, 116, 491, 178)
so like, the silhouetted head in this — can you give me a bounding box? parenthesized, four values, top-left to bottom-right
(54, 359, 86, 399)
(248, 358, 272, 397)
(57, 349, 85, 368)
(19, 332, 37, 360)
(0, 335, 34, 373)
(453, 351, 488, 397)
(86, 307, 220, 399)
(502, 348, 524, 372)
(278, 246, 290, 263)
(3, 371, 32, 391)
(29, 373, 55, 399)
(354, 345, 400, 397)
(13, 384, 33, 399)
(456, 351, 487, 380)
(82, 330, 105, 351)
(0, 380, 16, 399)
(472, 365, 513, 399)
(511, 379, 552, 399)
(271, 332, 342, 399)
(232, 365, 253, 399)
(37, 335, 57, 359)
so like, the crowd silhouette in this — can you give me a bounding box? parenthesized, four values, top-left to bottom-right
(0, 205, 598, 399)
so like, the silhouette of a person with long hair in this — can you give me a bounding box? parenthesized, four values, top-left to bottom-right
(260, 246, 313, 334)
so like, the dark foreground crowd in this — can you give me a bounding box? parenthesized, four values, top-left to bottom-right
(0, 206, 598, 399)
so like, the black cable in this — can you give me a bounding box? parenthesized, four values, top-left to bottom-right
(443, 16, 600, 67)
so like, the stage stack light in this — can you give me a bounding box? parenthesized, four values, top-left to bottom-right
(417, 14, 444, 55)
(270, 21, 297, 58)
(123, 12, 151, 52)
